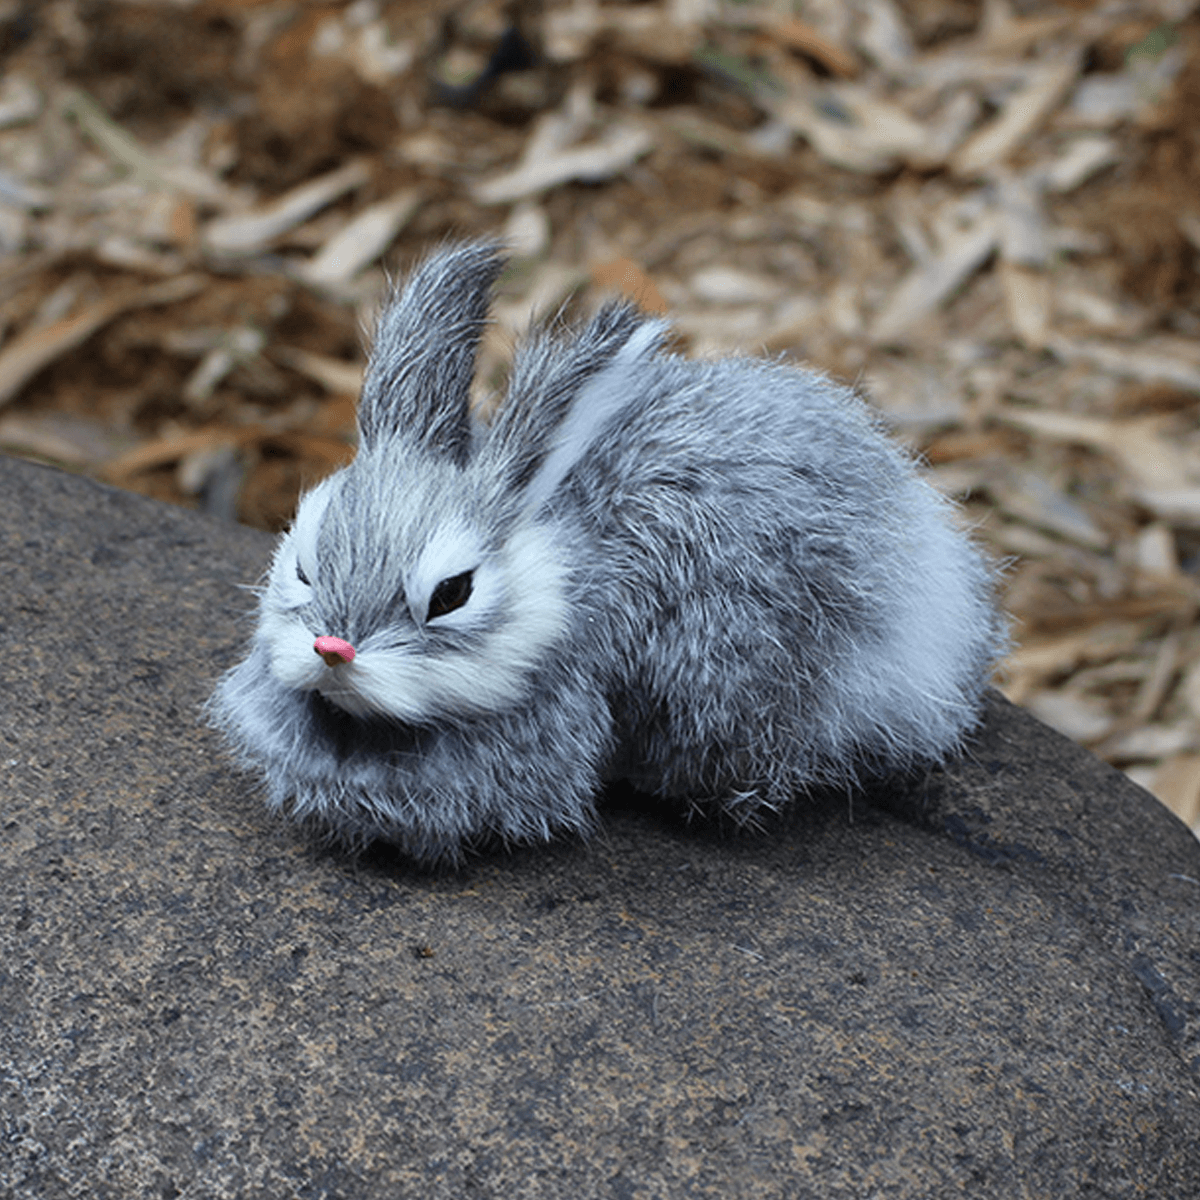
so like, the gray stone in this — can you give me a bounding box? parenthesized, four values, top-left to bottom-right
(2, 453, 1199, 1199)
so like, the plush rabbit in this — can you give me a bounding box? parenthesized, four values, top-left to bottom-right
(209, 242, 1005, 863)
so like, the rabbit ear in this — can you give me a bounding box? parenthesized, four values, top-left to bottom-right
(357, 243, 505, 461)
(484, 302, 667, 510)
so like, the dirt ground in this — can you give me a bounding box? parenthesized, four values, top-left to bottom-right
(2, 0, 1199, 833)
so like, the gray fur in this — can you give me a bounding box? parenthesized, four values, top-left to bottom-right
(209, 242, 1006, 864)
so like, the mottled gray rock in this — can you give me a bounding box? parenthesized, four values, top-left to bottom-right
(2, 453, 1199, 1200)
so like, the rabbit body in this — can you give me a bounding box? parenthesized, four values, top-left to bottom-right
(210, 243, 1004, 863)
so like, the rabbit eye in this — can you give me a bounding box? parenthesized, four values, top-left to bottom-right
(427, 570, 473, 621)
(296, 563, 311, 586)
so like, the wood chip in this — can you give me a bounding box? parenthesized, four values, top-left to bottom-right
(1000, 263, 1050, 349)
(182, 327, 267, 407)
(0, 170, 50, 212)
(104, 427, 245, 481)
(951, 58, 1081, 177)
(1047, 335, 1200, 394)
(1133, 524, 1180, 580)
(269, 431, 356, 472)
(761, 17, 860, 78)
(545, 5, 697, 65)
(94, 234, 187, 276)
(491, 263, 584, 338)
(870, 214, 998, 343)
(1040, 135, 1119, 193)
(203, 159, 372, 256)
(0, 413, 133, 466)
(854, 0, 915, 75)
(1136, 489, 1200, 529)
(1149, 754, 1200, 825)
(1178, 212, 1200, 259)
(271, 347, 364, 396)
(62, 88, 234, 206)
(990, 465, 1110, 550)
(993, 407, 1195, 491)
(504, 202, 551, 258)
(1129, 627, 1187, 725)
(473, 123, 653, 204)
(300, 189, 423, 289)
(0, 275, 204, 409)
(1181, 658, 1200, 724)
(865, 360, 966, 429)
(1002, 621, 1148, 702)
(689, 266, 783, 305)
(772, 83, 930, 174)
(1026, 690, 1114, 741)
(981, 13, 1075, 57)
(1103, 723, 1197, 762)
(1066, 48, 1184, 128)
(666, 108, 760, 157)
(0, 75, 42, 129)
(995, 173, 1049, 267)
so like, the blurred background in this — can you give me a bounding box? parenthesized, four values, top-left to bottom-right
(1, 0, 1198, 832)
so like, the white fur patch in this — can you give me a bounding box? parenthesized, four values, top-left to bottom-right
(845, 483, 985, 744)
(270, 538, 313, 610)
(291, 477, 337, 579)
(262, 606, 324, 691)
(406, 522, 486, 627)
(267, 478, 337, 610)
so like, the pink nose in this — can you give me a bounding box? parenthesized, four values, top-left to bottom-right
(314, 635, 356, 666)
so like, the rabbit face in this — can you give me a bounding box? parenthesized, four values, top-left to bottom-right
(258, 454, 569, 724)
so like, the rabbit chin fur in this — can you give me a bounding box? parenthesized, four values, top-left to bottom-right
(209, 241, 1006, 865)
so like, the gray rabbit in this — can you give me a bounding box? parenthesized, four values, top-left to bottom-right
(209, 242, 1005, 863)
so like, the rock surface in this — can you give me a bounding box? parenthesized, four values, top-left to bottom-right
(2, 454, 1199, 1199)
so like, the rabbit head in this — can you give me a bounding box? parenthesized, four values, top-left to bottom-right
(255, 243, 660, 726)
